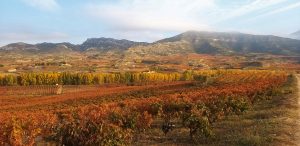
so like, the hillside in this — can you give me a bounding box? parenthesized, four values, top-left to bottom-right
(0, 42, 78, 54)
(1, 31, 300, 55)
(1, 31, 300, 73)
(80, 37, 148, 51)
(155, 31, 300, 55)
(0, 38, 147, 53)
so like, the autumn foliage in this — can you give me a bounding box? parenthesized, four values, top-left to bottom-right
(0, 72, 184, 86)
(0, 70, 290, 145)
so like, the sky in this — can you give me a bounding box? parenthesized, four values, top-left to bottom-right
(0, 0, 300, 46)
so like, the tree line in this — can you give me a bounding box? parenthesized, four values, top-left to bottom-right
(0, 71, 200, 86)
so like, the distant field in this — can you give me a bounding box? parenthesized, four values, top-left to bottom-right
(0, 70, 294, 145)
(0, 81, 194, 112)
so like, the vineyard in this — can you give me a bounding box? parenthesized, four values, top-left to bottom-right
(0, 70, 293, 145)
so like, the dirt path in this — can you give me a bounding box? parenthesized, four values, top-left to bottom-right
(295, 75, 300, 145)
(269, 74, 300, 146)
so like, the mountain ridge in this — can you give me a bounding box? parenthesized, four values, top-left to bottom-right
(155, 31, 300, 55)
(1, 31, 300, 55)
(80, 37, 149, 51)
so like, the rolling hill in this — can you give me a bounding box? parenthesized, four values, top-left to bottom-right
(0, 38, 147, 53)
(0, 42, 78, 54)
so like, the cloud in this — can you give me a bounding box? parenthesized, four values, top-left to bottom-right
(0, 32, 69, 45)
(215, 0, 288, 22)
(85, 0, 290, 31)
(21, 0, 60, 11)
(255, 1, 300, 18)
(83, 0, 294, 41)
(106, 30, 172, 42)
(85, 0, 216, 33)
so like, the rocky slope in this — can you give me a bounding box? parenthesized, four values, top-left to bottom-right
(155, 31, 300, 55)
(80, 38, 148, 51)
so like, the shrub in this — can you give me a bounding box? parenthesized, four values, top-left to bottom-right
(49, 112, 133, 146)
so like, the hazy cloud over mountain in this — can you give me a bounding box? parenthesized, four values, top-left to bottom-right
(0, 0, 300, 45)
